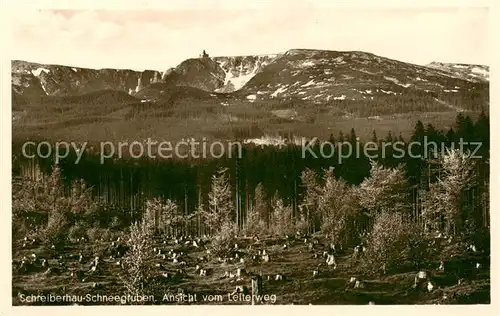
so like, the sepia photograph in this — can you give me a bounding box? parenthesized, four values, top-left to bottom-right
(6, 1, 492, 307)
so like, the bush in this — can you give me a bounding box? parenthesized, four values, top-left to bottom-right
(363, 212, 433, 274)
(68, 222, 89, 241)
(405, 226, 439, 269)
(85, 227, 116, 242)
(319, 177, 362, 248)
(209, 221, 237, 258)
(12, 175, 54, 236)
(40, 209, 70, 247)
(145, 197, 182, 235)
(99, 228, 116, 242)
(270, 198, 294, 237)
(86, 227, 102, 242)
(464, 226, 490, 253)
(120, 219, 156, 298)
(12, 220, 29, 241)
(12, 165, 104, 244)
(295, 218, 309, 236)
(110, 216, 122, 229)
(83, 199, 121, 227)
(243, 208, 267, 237)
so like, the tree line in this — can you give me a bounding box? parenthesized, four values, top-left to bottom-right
(12, 112, 489, 245)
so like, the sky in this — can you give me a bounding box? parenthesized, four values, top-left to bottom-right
(10, 6, 489, 71)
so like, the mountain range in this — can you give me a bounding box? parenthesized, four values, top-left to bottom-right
(11, 49, 489, 142)
(12, 49, 489, 100)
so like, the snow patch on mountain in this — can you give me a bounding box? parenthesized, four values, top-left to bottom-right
(135, 78, 141, 93)
(224, 65, 259, 90)
(332, 56, 346, 64)
(434, 97, 464, 112)
(426, 62, 489, 82)
(301, 80, 315, 88)
(271, 85, 289, 98)
(381, 89, 397, 95)
(213, 54, 278, 92)
(31, 68, 50, 76)
(39, 82, 48, 95)
(384, 76, 412, 88)
(471, 66, 488, 77)
(301, 61, 315, 68)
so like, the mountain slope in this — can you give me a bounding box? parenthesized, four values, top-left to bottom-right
(11, 49, 489, 141)
(212, 54, 278, 92)
(11, 54, 278, 100)
(237, 49, 488, 112)
(426, 62, 489, 82)
(13, 51, 488, 114)
(11, 60, 162, 100)
(141, 54, 278, 94)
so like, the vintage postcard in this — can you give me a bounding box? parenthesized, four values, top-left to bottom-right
(1, 0, 497, 313)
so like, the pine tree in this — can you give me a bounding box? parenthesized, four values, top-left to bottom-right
(445, 128, 456, 146)
(145, 197, 182, 235)
(271, 193, 293, 236)
(480, 169, 490, 230)
(424, 123, 442, 159)
(408, 120, 426, 184)
(421, 149, 477, 236)
(456, 115, 475, 146)
(425, 123, 437, 139)
(244, 183, 267, 236)
(385, 130, 393, 143)
(398, 133, 405, 143)
(359, 161, 411, 219)
(411, 120, 425, 143)
(206, 168, 237, 256)
(338, 131, 345, 143)
(329, 133, 336, 144)
(207, 168, 233, 231)
(474, 111, 489, 156)
(318, 167, 361, 246)
(299, 168, 320, 233)
(349, 128, 357, 143)
(454, 113, 466, 137)
(121, 211, 156, 299)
